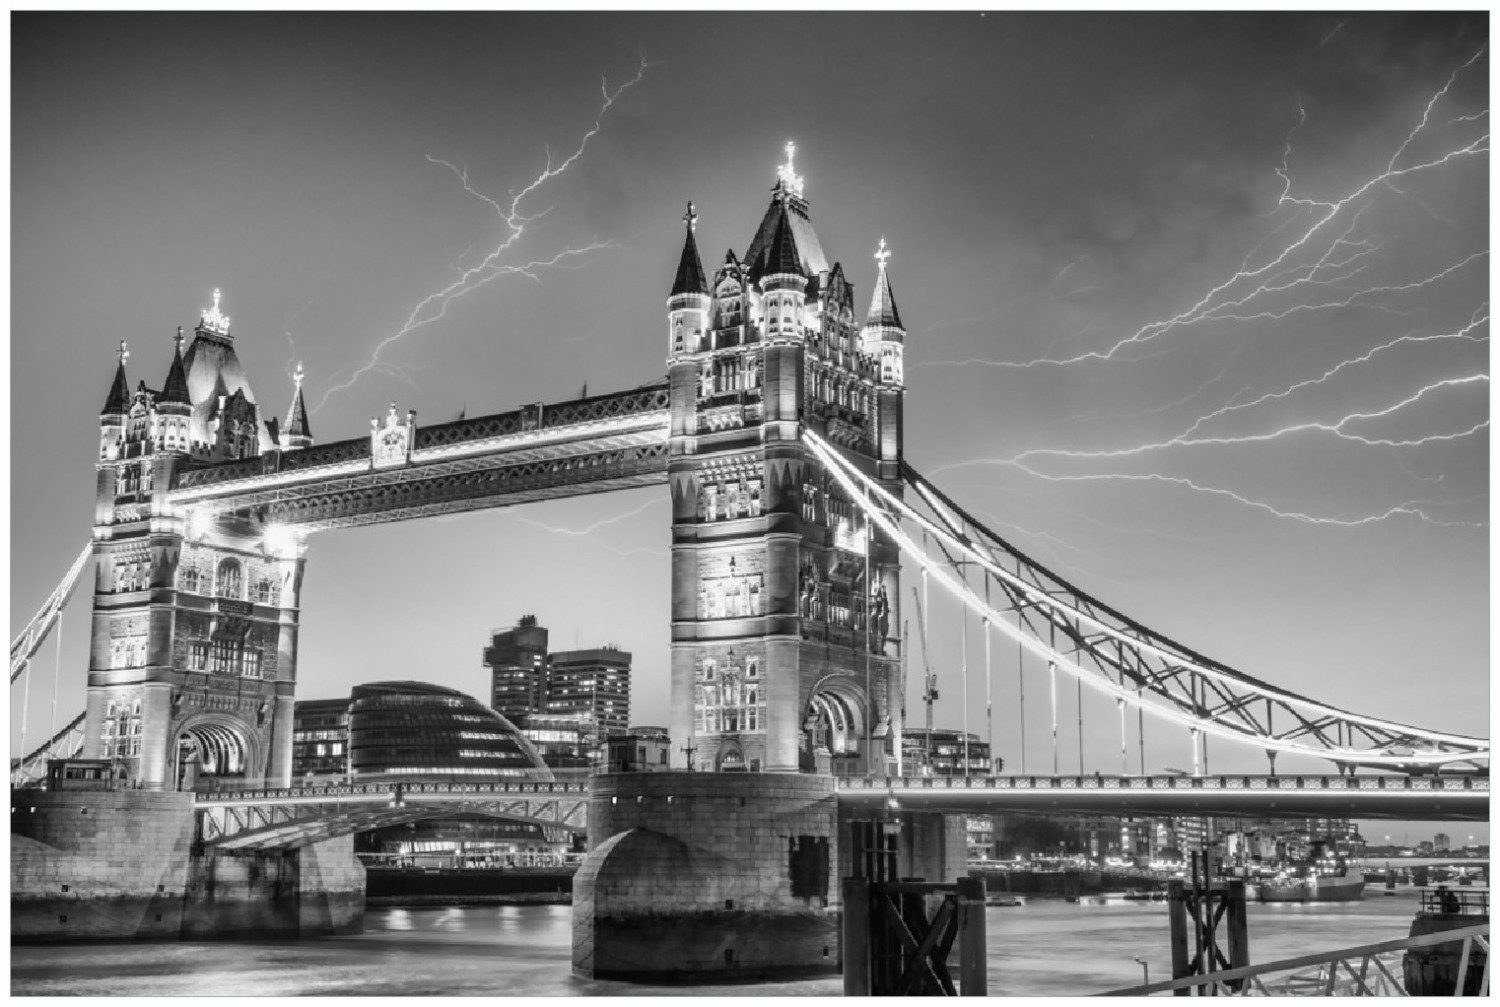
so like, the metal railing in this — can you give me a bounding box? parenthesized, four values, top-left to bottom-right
(1099, 923, 1489, 996)
(836, 773, 1489, 793)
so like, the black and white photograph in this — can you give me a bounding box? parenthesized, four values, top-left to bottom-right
(8, 9, 1491, 996)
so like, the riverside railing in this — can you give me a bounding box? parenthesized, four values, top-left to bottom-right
(1098, 923, 1489, 996)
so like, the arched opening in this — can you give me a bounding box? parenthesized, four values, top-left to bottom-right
(175, 719, 253, 791)
(801, 683, 865, 771)
(716, 743, 746, 772)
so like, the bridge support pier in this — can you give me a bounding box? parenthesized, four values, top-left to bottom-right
(10, 787, 364, 942)
(572, 771, 841, 983)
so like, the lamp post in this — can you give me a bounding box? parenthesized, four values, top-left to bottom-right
(1132, 957, 1149, 986)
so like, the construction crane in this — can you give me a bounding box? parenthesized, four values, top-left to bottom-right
(910, 585, 939, 774)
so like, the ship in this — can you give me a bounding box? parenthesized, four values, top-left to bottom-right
(1248, 873, 1366, 903)
(1245, 838, 1365, 903)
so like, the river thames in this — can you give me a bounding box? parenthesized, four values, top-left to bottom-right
(10, 890, 1426, 996)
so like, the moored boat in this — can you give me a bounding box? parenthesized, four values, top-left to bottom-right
(1248, 874, 1366, 903)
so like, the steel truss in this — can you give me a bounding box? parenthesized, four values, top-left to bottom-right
(802, 430, 1489, 771)
(11, 543, 91, 684)
(195, 781, 588, 851)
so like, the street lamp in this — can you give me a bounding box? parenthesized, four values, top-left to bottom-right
(1132, 957, 1149, 985)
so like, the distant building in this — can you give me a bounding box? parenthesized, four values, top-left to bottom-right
(901, 728, 994, 776)
(547, 648, 631, 738)
(482, 617, 632, 770)
(291, 698, 352, 780)
(1435, 832, 1451, 852)
(347, 681, 552, 782)
(484, 615, 550, 721)
(605, 726, 672, 773)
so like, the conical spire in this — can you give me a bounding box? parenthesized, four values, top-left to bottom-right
(102, 341, 131, 415)
(159, 327, 191, 406)
(670, 201, 709, 297)
(284, 363, 313, 443)
(865, 237, 904, 329)
(765, 204, 802, 279)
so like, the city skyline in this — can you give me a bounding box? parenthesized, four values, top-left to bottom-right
(10, 14, 1488, 836)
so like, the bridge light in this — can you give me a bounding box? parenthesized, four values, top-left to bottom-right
(263, 524, 302, 559)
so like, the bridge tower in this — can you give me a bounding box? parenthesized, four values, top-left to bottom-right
(86, 293, 308, 790)
(667, 146, 906, 774)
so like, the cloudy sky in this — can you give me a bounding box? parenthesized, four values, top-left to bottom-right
(10, 13, 1488, 829)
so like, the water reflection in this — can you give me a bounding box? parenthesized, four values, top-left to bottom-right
(10, 895, 1423, 997)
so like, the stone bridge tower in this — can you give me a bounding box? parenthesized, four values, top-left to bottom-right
(87, 293, 309, 790)
(667, 145, 907, 774)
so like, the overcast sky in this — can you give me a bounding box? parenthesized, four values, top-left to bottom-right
(10, 13, 1489, 835)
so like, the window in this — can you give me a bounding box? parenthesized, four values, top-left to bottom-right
(216, 559, 243, 600)
(188, 641, 209, 670)
(254, 579, 273, 604)
(179, 567, 200, 593)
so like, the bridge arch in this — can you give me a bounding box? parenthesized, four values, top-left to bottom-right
(803, 675, 866, 769)
(174, 712, 260, 790)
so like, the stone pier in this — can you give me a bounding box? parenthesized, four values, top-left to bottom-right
(571, 771, 968, 983)
(10, 788, 364, 942)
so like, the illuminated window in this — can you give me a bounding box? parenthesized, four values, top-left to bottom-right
(216, 559, 243, 600)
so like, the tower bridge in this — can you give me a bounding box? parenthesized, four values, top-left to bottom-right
(11, 144, 1488, 972)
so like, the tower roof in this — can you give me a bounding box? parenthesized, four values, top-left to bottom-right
(763, 204, 804, 279)
(744, 193, 828, 281)
(158, 328, 192, 406)
(670, 202, 709, 297)
(284, 363, 313, 441)
(865, 239, 904, 330)
(102, 341, 131, 415)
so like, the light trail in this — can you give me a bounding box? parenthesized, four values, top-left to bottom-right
(312, 58, 649, 413)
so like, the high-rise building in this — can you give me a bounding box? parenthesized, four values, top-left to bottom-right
(481, 618, 632, 770)
(547, 648, 631, 738)
(290, 698, 352, 780)
(483, 616, 549, 722)
(1435, 832, 1451, 852)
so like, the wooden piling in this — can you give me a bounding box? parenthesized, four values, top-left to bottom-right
(842, 877, 870, 996)
(956, 875, 987, 995)
(1166, 879, 1191, 996)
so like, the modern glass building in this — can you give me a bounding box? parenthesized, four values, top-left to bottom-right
(347, 681, 553, 782)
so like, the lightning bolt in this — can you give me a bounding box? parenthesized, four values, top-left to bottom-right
(509, 497, 668, 558)
(998, 464, 1484, 530)
(311, 57, 650, 414)
(967, 53, 1488, 371)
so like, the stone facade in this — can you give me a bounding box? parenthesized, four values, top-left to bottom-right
(666, 158, 907, 776)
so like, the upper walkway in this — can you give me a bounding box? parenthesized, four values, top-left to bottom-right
(834, 772, 1489, 820)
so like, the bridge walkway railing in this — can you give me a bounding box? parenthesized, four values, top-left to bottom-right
(835, 773, 1489, 794)
(1098, 923, 1489, 996)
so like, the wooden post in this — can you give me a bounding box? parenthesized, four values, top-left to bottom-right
(842, 877, 871, 996)
(1167, 879, 1191, 996)
(956, 875, 988, 995)
(1225, 878, 1250, 992)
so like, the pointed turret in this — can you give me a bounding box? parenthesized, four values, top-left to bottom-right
(744, 141, 829, 283)
(102, 341, 131, 416)
(764, 206, 802, 280)
(668, 202, 713, 359)
(159, 327, 191, 406)
(670, 202, 709, 297)
(280, 363, 314, 450)
(861, 238, 906, 387)
(152, 327, 193, 453)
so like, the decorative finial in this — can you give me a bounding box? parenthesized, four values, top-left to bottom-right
(201, 287, 230, 334)
(777, 140, 805, 198)
(683, 201, 699, 233)
(175, 325, 183, 351)
(293, 362, 304, 389)
(118, 340, 129, 366)
(875, 237, 891, 273)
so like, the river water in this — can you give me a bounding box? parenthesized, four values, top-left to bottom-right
(10, 890, 1424, 996)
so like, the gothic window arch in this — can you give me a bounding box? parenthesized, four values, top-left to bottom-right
(215, 558, 243, 600)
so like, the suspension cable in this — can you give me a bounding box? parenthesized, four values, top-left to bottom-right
(983, 577, 993, 775)
(802, 431, 1487, 766)
(961, 586, 970, 778)
(49, 608, 63, 744)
